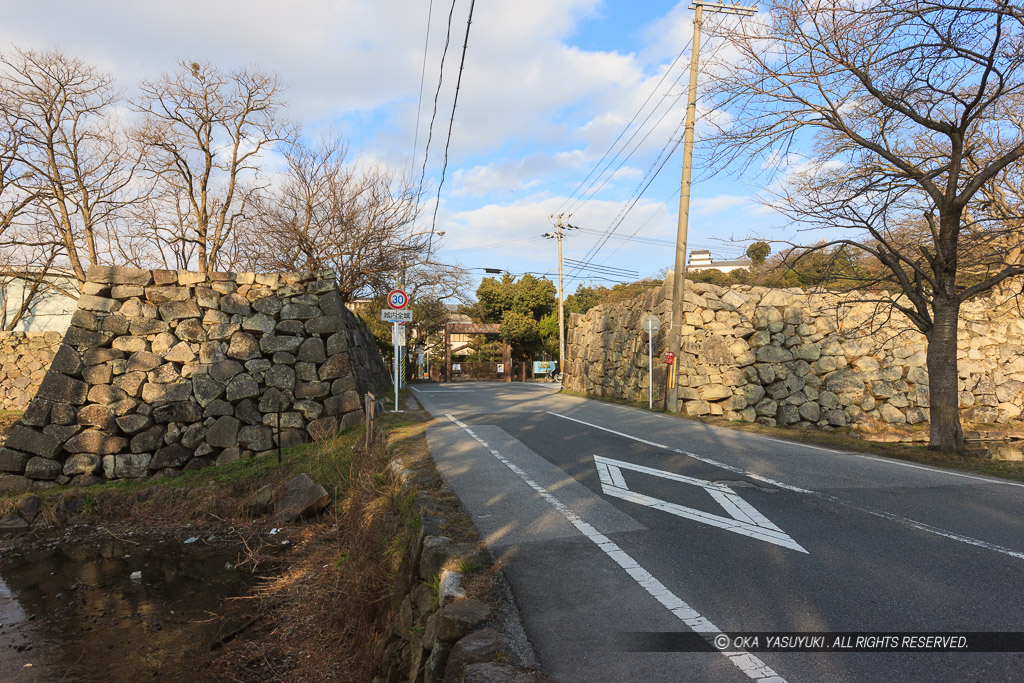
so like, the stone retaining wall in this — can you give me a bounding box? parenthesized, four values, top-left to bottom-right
(0, 332, 62, 411)
(565, 274, 1024, 429)
(0, 265, 390, 490)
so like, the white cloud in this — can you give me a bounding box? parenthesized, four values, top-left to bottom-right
(692, 194, 749, 216)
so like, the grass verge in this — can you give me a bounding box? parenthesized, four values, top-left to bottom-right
(559, 388, 1024, 483)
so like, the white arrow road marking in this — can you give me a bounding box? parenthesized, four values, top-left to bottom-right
(594, 456, 808, 553)
(445, 414, 787, 683)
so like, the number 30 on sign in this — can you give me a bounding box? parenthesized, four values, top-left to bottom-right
(388, 289, 408, 309)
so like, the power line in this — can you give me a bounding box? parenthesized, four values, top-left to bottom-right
(557, 40, 692, 216)
(563, 64, 690, 217)
(564, 118, 686, 284)
(563, 258, 639, 278)
(410, 0, 435, 178)
(428, 0, 477, 254)
(415, 0, 459, 213)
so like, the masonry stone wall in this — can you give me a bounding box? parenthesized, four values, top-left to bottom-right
(0, 332, 61, 411)
(564, 273, 1024, 430)
(0, 265, 391, 491)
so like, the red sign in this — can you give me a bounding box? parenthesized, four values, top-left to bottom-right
(663, 352, 675, 365)
(388, 289, 409, 309)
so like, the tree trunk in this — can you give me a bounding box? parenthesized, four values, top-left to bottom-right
(925, 297, 964, 453)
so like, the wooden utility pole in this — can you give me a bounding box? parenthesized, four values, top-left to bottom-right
(544, 215, 577, 374)
(666, 0, 757, 412)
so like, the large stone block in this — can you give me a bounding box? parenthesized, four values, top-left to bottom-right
(238, 425, 273, 451)
(6, 425, 61, 459)
(87, 265, 153, 286)
(280, 303, 320, 320)
(227, 332, 261, 360)
(242, 312, 276, 335)
(698, 384, 731, 401)
(297, 337, 326, 363)
(220, 293, 251, 315)
(319, 353, 351, 381)
(142, 381, 193, 404)
(325, 390, 361, 416)
(260, 335, 303, 354)
(131, 426, 165, 453)
(192, 376, 225, 407)
(207, 416, 241, 448)
(226, 374, 259, 401)
(64, 454, 102, 476)
(76, 404, 117, 431)
(21, 399, 52, 427)
(153, 401, 203, 423)
(36, 372, 89, 404)
(116, 413, 153, 435)
(78, 294, 120, 313)
(145, 286, 189, 304)
(266, 364, 296, 391)
(65, 429, 128, 455)
(0, 448, 29, 473)
(25, 456, 62, 480)
(176, 318, 207, 342)
(305, 315, 343, 335)
(163, 342, 197, 363)
(50, 344, 83, 375)
(151, 444, 193, 470)
(252, 296, 283, 316)
(158, 300, 201, 321)
(273, 473, 329, 523)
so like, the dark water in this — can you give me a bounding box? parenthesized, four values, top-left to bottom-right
(0, 535, 265, 682)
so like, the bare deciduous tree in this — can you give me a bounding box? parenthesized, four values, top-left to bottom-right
(238, 138, 423, 300)
(0, 47, 138, 287)
(134, 60, 293, 272)
(704, 0, 1024, 452)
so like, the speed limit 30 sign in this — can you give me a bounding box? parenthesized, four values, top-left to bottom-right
(388, 289, 409, 309)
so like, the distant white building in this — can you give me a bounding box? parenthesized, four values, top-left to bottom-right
(0, 270, 78, 332)
(686, 249, 751, 274)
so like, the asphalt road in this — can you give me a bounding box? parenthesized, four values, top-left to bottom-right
(412, 381, 1024, 683)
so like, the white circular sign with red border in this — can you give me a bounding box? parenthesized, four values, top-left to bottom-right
(388, 289, 409, 309)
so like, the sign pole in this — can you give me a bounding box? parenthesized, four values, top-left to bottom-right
(393, 321, 399, 411)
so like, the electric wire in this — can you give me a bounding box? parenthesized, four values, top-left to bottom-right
(428, 0, 477, 254)
(562, 62, 690, 217)
(556, 39, 692, 215)
(410, 0, 435, 178)
(564, 117, 686, 284)
(414, 0, 459, 217)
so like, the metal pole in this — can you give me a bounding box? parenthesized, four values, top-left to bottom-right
(393, 321, 399, 411)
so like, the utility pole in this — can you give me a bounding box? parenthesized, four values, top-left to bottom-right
(666, 0, 757, 412)
(543, 215, 578, 374)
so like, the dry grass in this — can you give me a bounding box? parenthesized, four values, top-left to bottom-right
(201, 406, 428, 681)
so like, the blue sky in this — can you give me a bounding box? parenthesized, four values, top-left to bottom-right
(1, 0, 787, 294)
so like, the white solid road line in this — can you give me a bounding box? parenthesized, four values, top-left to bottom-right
(850, 452, 1024, 489)
(549, 411, 1024, 563)
(446, 414, 788, 683)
